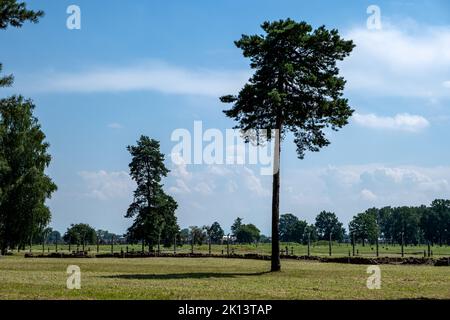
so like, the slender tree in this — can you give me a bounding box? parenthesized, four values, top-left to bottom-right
(125, 136, 179, 250)
(221, 19, 354, 271)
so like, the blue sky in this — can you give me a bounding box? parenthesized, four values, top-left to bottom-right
(1, 0, 450, 235)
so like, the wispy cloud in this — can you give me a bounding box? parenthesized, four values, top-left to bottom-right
(78, 170, 134, 201)
(353, 112, 430, 132)
(107, 122, 123, 129)
(16, 61, 250, 97)
(342, 21, 450, 99)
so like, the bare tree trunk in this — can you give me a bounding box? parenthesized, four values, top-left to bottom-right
(271, 122, 281, 272)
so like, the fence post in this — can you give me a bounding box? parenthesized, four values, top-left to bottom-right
(376, 237, 379, 257)
(174, 235, 177, 255)
(401, 232, 404, 258)
(352, 233, 355, 256)
(329, 233, 332, 256)
(209, 237, 211, 255)
(427, 241, 431, 258)
(307, 232, 311, 257)
(227, 234, 230, 256)
(111, 235, 114, 254)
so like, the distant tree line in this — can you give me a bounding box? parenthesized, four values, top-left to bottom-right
(349, 200, 450, 246)
(278, 199, 450, 246)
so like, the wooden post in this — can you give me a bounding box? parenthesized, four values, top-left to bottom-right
(227, 234, 230, 256)
(401, 232, 404, 258)
(376, 237, 379, 257)
(157, 233, 161, 256)
(111, 235, 114, 254)
(208, 237, 211, 255)
(352, 233, 355, 256)
(97, 236, 99, 253)
(55, 240, 58, 253)
(329, 233, 332, 257)
(427, 241, 431, 257)
(174, 235, 177, 254)
(307, 232, 311, 257)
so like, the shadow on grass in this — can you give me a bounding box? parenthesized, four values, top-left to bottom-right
(102, 271, 271, 280)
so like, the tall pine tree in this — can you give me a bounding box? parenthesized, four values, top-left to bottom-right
(221, 19, 354, 271)
(125, 136, 179, 251)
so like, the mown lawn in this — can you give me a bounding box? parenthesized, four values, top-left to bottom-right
(0, 256, 449, 300)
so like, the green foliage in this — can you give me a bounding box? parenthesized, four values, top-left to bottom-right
(314, 211, 345, 241)
(220, 19, 354, 157)
(0, 0, 43, 29)
(349, 208, 379, 245)
(63, 223, 97, 245)
(96, 229, 120, 244)
(189, 226, 206, 245)
(203, 222, 224, 243)
(0, 64, 13, 88)
(125, 136, 179, 247)
(236, 224, 260, 244)
(0, 96, 57, 254)
(279, 213, 308, 243)
(231, 217, 243, 236)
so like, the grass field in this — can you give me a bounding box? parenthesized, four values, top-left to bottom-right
(20, 242, 450, 258)
(0, 255, 449, 300)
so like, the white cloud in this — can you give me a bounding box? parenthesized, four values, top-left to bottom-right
(18, 60, 250, 97)
(342, 22, 450, 98)
(360, 189, 377, 201)
(353, 112, 430, 132)
(282, 164, 450, 225)
(107, 122, 123, 129)
(78, 170, 134, 200)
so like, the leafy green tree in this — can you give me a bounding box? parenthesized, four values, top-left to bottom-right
(0, 0, 44, 86)
(189, 226, 206, 245)
(314, 211, 345, 241)
(0, 97, 57, 254)
(231, 217, 243, 237)
(125, 136, 179, 249)
(429, 199, 450, 246)
(204, 222, 224, 243)
(349, 209, 379, 246)
(46, 230, 61, 244)
(303, 224, 318, 244)
(179, 228, 190, 244)
(236, 224, 261, 244)
(63, 224, 97, 246)
(389, 207, 421, 245)
(221, 19, 354, 271)
(279, 213, 308, 243)
(96, 229, 120, 244)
